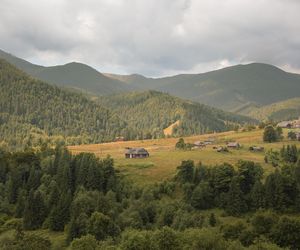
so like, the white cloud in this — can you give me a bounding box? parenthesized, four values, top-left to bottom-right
(0, 0, 300, 76)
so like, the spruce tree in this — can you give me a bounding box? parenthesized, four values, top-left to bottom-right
(49, 190, 72, 231)
(226, 177, 247, 216)
(250, 180, 265, 210)
(23, 190, 46, 229)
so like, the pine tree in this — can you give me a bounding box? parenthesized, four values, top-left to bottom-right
(263, 126, 278, 143)
(265, 170, 285, 210)
(23, 190, 46, 229)
(49, 190, 72, 231)
(250, 180, 265, 210)
(15, 189, 27, 218)
(226, 177, 247, 216)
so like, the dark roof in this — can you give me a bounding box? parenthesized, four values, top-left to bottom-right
(125, 148, 149, 154)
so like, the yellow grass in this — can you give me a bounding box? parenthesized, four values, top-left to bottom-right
(69, 129, 300, 184)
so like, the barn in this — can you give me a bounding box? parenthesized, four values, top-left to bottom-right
(125, 148, 149, 158)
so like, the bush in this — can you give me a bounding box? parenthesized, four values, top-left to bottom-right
(71, 234, 99, 250)
(3, 218, 23, 230)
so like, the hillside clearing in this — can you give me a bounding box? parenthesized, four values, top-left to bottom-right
(69, 129, 300, 184)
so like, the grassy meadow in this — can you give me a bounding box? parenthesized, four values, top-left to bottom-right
(69, 128, 300, 184)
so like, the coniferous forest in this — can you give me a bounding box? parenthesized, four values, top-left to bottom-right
(1, 1, 300, 249)
(0, 59, 255, 150)
(0, 144, 299, 249)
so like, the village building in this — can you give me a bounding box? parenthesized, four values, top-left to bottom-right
(249, 146, 264, 152)
(125, 148, 149, 158)
(227, 142, 241, 149)
(277, 121, 293, 128)
(115, 136, 125, 142)
(277, 118, 300, 129)
(193, 141, 206, 148)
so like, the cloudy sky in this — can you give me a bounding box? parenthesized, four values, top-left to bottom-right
(1, 0, 300, 76)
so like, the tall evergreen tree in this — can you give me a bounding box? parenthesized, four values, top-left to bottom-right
(226, 177, 247, 216)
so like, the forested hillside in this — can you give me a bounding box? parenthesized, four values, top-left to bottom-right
(0, 59, 132, 149)
(107, 63, 300, 112)
(0, 145, 299, 249)
(246, 98, 300, 121)
(0, 50, 132, 96)
(99, 91, 256, 138)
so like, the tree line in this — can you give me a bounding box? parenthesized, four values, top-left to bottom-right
(0, 144, 299, 249)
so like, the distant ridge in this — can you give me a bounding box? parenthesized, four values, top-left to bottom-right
(0, 49, 133, 95)
(2, 49, 300, 114)
(106, 63, 300, 112)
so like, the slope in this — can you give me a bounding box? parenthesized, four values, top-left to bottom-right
(106, 63, 300, 111)
(247, 97, 300, 121)
(0, 49, 133, 95)
(98, 90, 256, 138)
(0, 59, 133, 149)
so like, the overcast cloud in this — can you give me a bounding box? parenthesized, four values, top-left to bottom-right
(0, 0, 300, 76)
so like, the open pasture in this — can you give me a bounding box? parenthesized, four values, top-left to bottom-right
(69, 129, 300, 184)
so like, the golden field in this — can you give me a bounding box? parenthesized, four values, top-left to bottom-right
(69, 129, 300, 184)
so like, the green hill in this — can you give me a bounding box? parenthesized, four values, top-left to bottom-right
(106, 63, 300, 111)
(247, 97, 300, 121)
(0, 49, 133, 95)
(0, 59, 133, 149)
(98, 90, 256, 138)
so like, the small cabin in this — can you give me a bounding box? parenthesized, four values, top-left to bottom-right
(277, 121, 293, 128)
(194, 141, 205, 148)
(115, 136, 125, 142)
(227, 142, 241, 149)
(249, 146, 264, 152)
(125, 148, 149, 158)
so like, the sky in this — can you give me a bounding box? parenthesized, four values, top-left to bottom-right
(0, 0, 300, 77)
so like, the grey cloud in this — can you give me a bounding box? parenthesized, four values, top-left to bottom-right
(0, 0, 300, 76)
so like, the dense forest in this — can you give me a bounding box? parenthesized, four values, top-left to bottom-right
(99, 91, 256, 138)
(0, 59, 257, 150)
(0, 59, 136, 150)
(0, 143, 299, 249)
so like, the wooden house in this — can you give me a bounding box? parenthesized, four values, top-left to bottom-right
(227, 142, 241, 149)
(125, 148, 149, 158)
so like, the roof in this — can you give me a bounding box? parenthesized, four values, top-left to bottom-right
(125, 148, 149, 154)
(277, 121, 292, 127)
(194, 141, 204, 146)
(227, 142, 240, 147)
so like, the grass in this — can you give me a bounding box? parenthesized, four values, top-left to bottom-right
(69, 129, 300, 184)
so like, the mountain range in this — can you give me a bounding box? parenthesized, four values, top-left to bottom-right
(106, 64, 300, 112)
(1, 49, 300, 121)
(0, 58, 254, 149)
(0, 49, 133, 95)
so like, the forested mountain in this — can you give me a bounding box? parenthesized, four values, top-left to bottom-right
(0, 59, 133, 149)
(3, 49, 300, 113)
(0, 49, 133, 95)
(107, 63, 300, 112)
(99, 90, 256, 138)
(245, 97, 300, 121)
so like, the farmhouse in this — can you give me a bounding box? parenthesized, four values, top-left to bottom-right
(249, 146, 264, 152)
(125, 148, 149, 158)
(194, 141, 205, 148)
(277, 121, 293, 128)
(227, 142, 241, 149)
